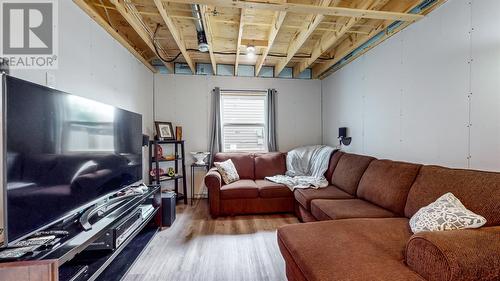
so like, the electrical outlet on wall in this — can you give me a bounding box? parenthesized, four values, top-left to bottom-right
(46, 72, 56, 88)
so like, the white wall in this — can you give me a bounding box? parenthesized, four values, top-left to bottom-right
(1, 1, 154, 242)
(322, 0, 500, 171)
(154, 74, 322, 196)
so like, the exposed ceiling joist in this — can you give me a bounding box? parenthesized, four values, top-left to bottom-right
(255, 11, 286, 76)
(234, 8, 246, 75)
(154, 0, 196, 73)
(110, 0, 174, 72)
(294, 0, 384, 77)
(160, 0, 424, 21)
(200, 5, 217, 74)
(274, 0, 334, 76)
(73, 0, 157, 72)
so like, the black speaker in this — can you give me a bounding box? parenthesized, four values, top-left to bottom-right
(338, 127, 347, 138)
(142, 134, 149, 146)
(161, 192, 176, 227)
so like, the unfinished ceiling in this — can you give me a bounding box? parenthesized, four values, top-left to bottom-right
(74, 0, 446, 79)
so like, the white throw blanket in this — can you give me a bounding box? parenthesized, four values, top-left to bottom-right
(266, 145, 335, 190)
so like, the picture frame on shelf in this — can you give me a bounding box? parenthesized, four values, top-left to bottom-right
(155, 121, 175, 140)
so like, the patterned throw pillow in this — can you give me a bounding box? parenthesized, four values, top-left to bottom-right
(214, 159, 240, 185)
(409, 192, 487, 233)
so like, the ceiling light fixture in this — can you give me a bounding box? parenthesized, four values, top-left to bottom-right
(246, 45, 256, 58)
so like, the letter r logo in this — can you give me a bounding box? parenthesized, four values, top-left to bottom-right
(2, 2, 53, 55)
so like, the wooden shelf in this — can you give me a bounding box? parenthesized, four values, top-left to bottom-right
(151, 157, 183, 163)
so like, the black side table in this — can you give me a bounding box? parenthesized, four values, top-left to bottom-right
(191, 163, 210, 205)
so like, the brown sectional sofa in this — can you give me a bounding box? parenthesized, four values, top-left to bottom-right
(204, 151, 500, 281)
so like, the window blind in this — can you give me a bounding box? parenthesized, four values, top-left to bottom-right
(220, 93, 267, 152)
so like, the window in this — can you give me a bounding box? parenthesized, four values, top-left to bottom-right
(220, 92, 268, 152)
(175, 63, 192, 75)
(278, 67, 293, 78)
(217, 64, 235, 76)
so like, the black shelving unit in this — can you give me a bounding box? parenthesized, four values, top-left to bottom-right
(148, 140, 188, 204)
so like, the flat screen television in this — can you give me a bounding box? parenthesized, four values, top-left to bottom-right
(2, 75, 143, 245)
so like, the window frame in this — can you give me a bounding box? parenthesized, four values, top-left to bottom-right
(220, 90, 269, 153)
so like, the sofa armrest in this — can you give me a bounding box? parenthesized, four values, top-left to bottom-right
(204, 168, 222, 218)
(405, 226, 500, 281)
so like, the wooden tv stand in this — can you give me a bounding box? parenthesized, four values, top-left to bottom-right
(0, 185, 161, 281)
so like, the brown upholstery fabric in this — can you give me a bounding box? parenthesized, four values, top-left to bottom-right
(214, 153, 255, 179)
(220, 180, 258, 199)
(331, 153, 375, 195)
(405, 165, 500, 225)
(311, 199, 397, 221)
(294, 186, 354, 211)
(324, 150, 343, 183)
(277, 218, 425, 281)
(220, 197, 294, 215)
(357, 160, 421, 215)
(205, 168, 222, 217)
(294, 204, 317, 223)
(405, 226, 500, 281)
(255, 179, 292, 198)
(254, 152, 286, 179)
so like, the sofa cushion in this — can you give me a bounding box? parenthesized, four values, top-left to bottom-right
(294, 186, 354, 211)
(255, 179, 292, 198)
(324, 150, 343, 183)
(311, 199, 397, 221)
(214, 153, 255, 179)
(331, 153, 375, 195)
(254, 152, 286, 179)
(405, 166, 500, 226)
(277, 218, 424, 281)
(357, 159, 421, 215)
(220, 180, 258, 199)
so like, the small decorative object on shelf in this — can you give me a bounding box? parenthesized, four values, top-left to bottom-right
(190, 152, 210, 165)
(155, 121, 175, 140)
(166, 167, 176, 177)
(155, 145, 164, 160)
(176, 126, 182, 141)
(150, 168, 165, 177)
(164, 154, 176, 160)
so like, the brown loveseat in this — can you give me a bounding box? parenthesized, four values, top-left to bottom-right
(204, 152, 294, 217)
(278, 151, 500, 281)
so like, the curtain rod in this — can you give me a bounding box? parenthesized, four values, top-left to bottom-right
(219, 89, 268, 93)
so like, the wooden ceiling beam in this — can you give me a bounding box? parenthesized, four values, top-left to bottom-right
(160, 0, 423, 21)
(74, 0, 157, 72)
(154, 0, 196, 73)
(200, 5, 217, 74)
(294, 0, 384, 77)
(234, 8, 246, 75)
(255, 11, 286, 76)
(274, 0, 335, 76)
(110, 0, 174, 72)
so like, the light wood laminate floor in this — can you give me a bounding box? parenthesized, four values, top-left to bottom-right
(123, 200, 299, 281)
